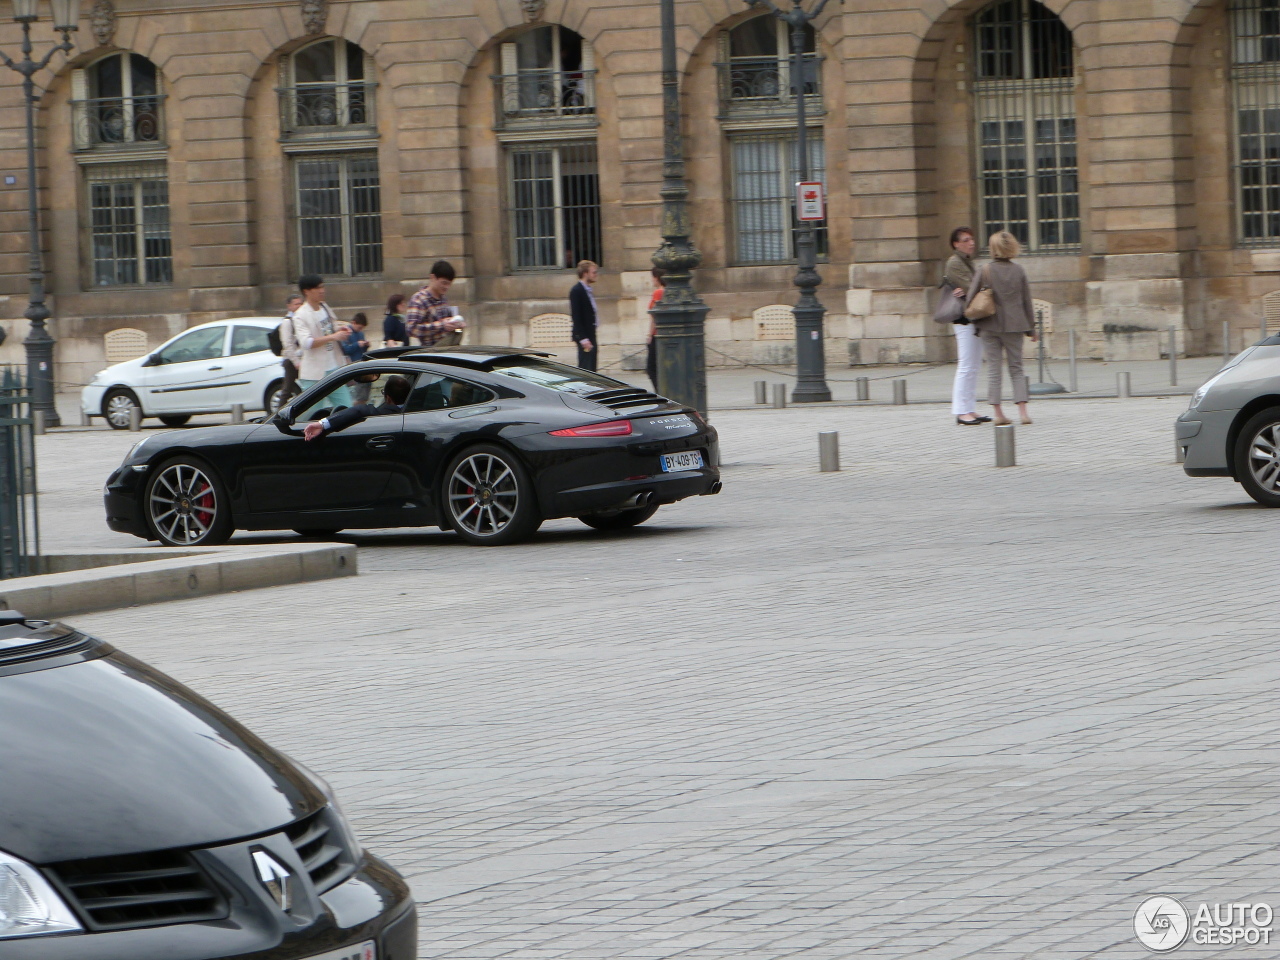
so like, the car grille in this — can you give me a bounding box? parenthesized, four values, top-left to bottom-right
(285, 807, 353, 893)
(585, 387, 668, 410)
(45, 849, 227, 931)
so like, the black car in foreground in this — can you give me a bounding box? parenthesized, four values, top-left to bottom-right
(104, 348, 721, 547)
(0, 611, 415, 959)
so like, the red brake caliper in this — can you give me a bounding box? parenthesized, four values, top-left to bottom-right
(193, 483, 214, 525)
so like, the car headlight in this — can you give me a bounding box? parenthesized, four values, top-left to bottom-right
(1190, 377, 1218, 410)
(288, 757, 363, 858)
(0, 849, 83, 939)
(1190, 347, 1257, 410)
(88, 371, 105, 386)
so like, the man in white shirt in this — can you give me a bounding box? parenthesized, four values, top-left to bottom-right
(291, 275, 351, 389)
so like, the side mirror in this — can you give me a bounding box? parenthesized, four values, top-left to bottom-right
(273, 407, 296, 434)
(141, 353, 162, 367)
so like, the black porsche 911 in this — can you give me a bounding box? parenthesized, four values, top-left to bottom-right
(103, 347, 721, 547)
(0, 611, 415, 958)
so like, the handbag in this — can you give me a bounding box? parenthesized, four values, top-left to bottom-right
(964, 266, 996, 321)
(933, 282, 965, 324)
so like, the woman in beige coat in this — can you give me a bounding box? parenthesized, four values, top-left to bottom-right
(965, 230, 1038, 426)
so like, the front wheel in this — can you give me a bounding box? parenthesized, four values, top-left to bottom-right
(579, 504, 659, 531)
(103, 389, 142, 430)
(1235, 406, 1280, 506)
(144, 457, 233, 546)
(443, 444, 541, 546)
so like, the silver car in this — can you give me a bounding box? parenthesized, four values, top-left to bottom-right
(1179, 337, 1280, 504)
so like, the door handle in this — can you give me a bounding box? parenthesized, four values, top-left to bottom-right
(208, 366, 223, 371)
(366, 436, 395, 450)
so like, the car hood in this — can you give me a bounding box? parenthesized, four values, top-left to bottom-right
(0, 649, 324, 864)
(88, 356, 146, 385)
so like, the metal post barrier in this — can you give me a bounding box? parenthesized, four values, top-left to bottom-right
(77, 406, 88, 427)
(1263, 312, 1268, 343)
(1068, 329, 1078, 392)
(855, 377, 869, 401)
(892, 379, 907, 405)
(128, 406, 141, 432)
(754, 380, 767, 404)
(1117, 372, 1131, 398)
(230, 403, 245, 424)
(31, 410, 45, 436)
(818, 431, 839, 472)
(771, 383, 787, 408)
(994, 424, 1016, 467)
(1223, 320, 1231, 364)
(1168, 325, 1177, 386)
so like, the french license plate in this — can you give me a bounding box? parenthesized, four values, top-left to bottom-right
(660, 450, 704, 472)
(306, 942, 375, 960)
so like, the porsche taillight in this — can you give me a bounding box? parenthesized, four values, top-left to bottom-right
(548, 420, 634, 438)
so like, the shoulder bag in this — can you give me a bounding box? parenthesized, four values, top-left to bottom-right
(964, 265, 997, 321)
(933, 281, 965, 325)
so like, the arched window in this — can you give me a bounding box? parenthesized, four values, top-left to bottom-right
(719, 16, 826, 264)
(493, 26, 602, 272)
(973, 0, 1079, 251)
(282, 37, 375, 133)
(281, 39, 382, 276)
(72, 53, 163, 148)
(1232, 0, 1280, 242)
(70, 54, 171, 287)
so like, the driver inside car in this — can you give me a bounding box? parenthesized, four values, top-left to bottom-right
(303, 374, 412, 440)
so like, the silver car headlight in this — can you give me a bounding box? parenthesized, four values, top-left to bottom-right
(1190, 347, 1257, 410)
(0, 849, 83, 939)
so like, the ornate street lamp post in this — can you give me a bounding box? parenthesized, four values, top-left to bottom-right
(651, 0, 708, 415)
(0, 0, 80, 427)
(746, 0, 832, 402)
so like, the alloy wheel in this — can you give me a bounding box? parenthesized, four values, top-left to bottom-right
(447, 452, 519, 539)
(149, 463, 220, 545)
(104, 392, 139, 429)
(1248, 423, 1280, 493)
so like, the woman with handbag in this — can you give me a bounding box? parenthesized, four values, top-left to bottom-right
(965, 230, 1037, 426)
(940, 226, 989, 425)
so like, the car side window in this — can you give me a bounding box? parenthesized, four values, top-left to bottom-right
(230, 326, 271, 356)
(155, 327, 225, 365)
(406, 373, 495, 412)
(295, 370, 408, 423)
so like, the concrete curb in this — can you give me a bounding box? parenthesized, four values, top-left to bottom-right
(0, 544, 357, 619)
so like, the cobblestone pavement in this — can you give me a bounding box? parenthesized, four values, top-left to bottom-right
(52, 394, 1280, 959)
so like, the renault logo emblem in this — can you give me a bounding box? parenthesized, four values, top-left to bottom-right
(251, 849, 294, 913)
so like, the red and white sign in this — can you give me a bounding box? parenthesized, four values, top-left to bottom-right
(796, 181, 825, 221)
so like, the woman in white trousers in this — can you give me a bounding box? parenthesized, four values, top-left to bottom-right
(943, 227, 990, 425)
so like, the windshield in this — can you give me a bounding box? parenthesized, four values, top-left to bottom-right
(488, 358, 627, 396)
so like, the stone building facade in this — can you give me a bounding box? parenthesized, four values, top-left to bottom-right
(0, 0, 1277, 392)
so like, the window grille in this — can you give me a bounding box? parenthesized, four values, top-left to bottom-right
(528, 313, 574, 348)
(1232, 0, 1280, 243)
(294, 154, 383, 276)
(972, 0, 1079, 252)
(85, 162, 172, 287)
(729, 131, 826, 264)
(103, 328, 148, 363)
(753, 304, 796, 341)
(506, 141, 601, 271)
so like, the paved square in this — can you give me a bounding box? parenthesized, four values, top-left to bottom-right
(53, 393, 1280, 958)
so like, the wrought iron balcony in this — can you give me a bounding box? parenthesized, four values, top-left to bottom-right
(70, 96, 165, 151)
(492, 69, 596, 130)
(715, 56, 824, 121)
(278, 82, 377, 139)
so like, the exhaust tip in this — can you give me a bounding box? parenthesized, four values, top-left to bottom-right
(708, 481, 723, 495)
(635, 491, 653, 507)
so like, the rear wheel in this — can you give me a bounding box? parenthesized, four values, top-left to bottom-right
(1235, 407, 1280, 506)
(158, 415, 190, 428)
(144, 457, 232, 546)
(579, 504, 659, 531)
(103, 389, 142, 430)
(266, 379, 298, 414)
(443, 444, 541, 546)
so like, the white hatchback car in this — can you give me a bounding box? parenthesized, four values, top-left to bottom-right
(82, 318, 292, 429)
